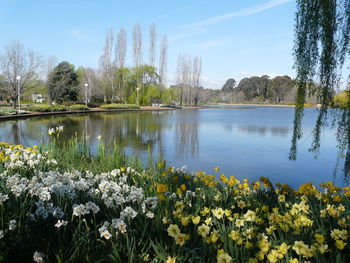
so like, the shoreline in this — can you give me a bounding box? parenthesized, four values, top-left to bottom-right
(0, 105, 204, 121)
(210, 103, 296, 107)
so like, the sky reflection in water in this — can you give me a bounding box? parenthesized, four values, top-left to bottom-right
(0, 106, 346, 188)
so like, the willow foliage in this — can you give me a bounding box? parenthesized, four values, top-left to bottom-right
(291, 0, 350, 179)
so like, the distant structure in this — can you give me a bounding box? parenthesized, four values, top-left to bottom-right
(32, 94, 44, 103)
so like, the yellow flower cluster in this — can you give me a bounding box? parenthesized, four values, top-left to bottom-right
(154, 168, 350, 263)
(167, 224, 189, 246)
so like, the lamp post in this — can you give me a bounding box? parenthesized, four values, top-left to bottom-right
(136, 87, 140, 106)
(16, 75, 21, 111)
(84, 83, 88, 107)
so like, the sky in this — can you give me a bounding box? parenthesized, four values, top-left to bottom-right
(0, 0, 296, 89)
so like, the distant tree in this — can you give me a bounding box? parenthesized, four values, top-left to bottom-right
(45, 56, 57, 81)
(269, 75, 294, 103)
(76, 67, 99, 105)
(176, 55, 185, 106)
(145, 85, 162, 104)
(149, 23, 157, 67)
(158, 36, 168, 87)
(132, 24, 143, 68)
(0, 40, 43, 108)
(0, 74, 7, 101)
(236, 77, 265, 101)
(192, 56, 202, 106)
(99, 29, 115, 102)
(115, 28, 127, 69)
(161, 87, 176, 104)
(47, 61, 79, 103)
(116, 67, 131, 102)
(133, 24, 143, 101)
(221, 78, 236, 93)
(260, 75, 269, 100)
(115, 28, 127, 101)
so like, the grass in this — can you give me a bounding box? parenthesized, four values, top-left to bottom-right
(0, 129, 350, 262)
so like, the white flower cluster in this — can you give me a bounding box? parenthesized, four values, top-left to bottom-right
(9, 219, 16, 231)
(0, 144, 57, 171)
(98, 217, 128, 240)
(0, 143, 158, 243)
(0, 192, 9, 204)
(33, 251, 44, 263)
(48, 125, 63, 135)
(33, 201, 64, 220)
(72, 201, 100, 217)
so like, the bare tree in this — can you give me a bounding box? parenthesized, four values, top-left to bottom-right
(158, 36, 168, 87)
(192, 56, 202, 106)
(185, 55, 193, 105)
(176, 55, 183, 106)
(149, 23, 157, 67)
(115, 28, 127, 69)
(115, 28, 127, 101)
(77, 67, 96, 104)
(98, 29, 115, 102)
(132, 24, 143, 67)
(0, 40, 43, 108)
(45, 56, 57, 81)
(176, 54, 191, 106)
(180, 54, 192, 106)
(175, 54, 202, 106)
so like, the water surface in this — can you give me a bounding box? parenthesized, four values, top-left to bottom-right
(0, 106, 346, 187)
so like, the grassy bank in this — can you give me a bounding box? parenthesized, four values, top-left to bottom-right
(0, 128, 350, 262)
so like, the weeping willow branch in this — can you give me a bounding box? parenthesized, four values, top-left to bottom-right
(291, 0, 350, 177)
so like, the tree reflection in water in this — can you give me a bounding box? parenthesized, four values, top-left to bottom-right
(175, 110, 199, 160)
(0, 111, 199, 164)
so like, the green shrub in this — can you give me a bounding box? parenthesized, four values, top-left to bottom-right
(69, 104, 90, 111)
(27, 104, 67, 112)
(0, 108, 19, 116)
(100, 103, 140, 110)
(0, 108, 29, 115)
(62, 101, 74, 106)
(87, 102, 103, 108)
(334, 91, 350, 109)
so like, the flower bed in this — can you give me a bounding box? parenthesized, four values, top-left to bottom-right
(0, 129, 349, 262)
(100, 103, 140, 110)
(27, 104, 67, 112)
(69, 104, 90, 111)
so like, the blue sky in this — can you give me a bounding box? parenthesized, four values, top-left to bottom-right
(0, 0, 296, 89)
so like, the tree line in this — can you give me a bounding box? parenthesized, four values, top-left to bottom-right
(184, 75, 319, 105)
(0, 24, 204, 107)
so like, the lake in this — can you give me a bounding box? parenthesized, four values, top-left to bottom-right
(0, 105, 346, 188)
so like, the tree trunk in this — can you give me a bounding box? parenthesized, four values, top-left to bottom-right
(180, 86, 183, 106)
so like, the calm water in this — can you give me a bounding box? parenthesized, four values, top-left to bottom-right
(0, 106, 347, 187)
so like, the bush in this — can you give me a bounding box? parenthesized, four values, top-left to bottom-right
(334, 91, 350, 109)
(0, 108, 29, 116)
(27, 104, 67, 112)
(100, 103, 140, 110)
(69, 104, 90, 111)
(87, 102, 103, 108)
(0, 108, 19, 116)
(62, 101, 74, 107)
